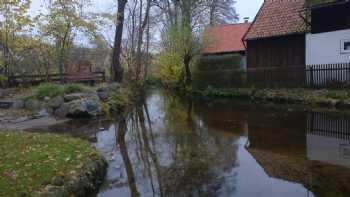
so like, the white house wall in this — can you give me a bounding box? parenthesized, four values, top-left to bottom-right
(306, 29, 350, 65)
(305, 29, 350, 85)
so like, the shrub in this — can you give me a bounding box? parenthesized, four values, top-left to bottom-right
(196, 54, 241, 71)
(34, 83, 65, 100)
(64, 83, 89, 94)
(33, 83, 91, 100)
(158, 50, 183, 88)
(0, 75, 8, 88)
(107, 87, 133, 113)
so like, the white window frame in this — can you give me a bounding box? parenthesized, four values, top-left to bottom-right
(341, 39, 350, 54)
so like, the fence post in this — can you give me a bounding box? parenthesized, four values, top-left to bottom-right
(348, 63, 350, 86)
(310, 66, 314, 88)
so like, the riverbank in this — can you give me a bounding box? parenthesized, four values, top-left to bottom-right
(0, 131, 107, 197)
(192, 87, 350, 110)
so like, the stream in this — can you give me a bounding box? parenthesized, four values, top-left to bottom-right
(38, 89, 350, 197)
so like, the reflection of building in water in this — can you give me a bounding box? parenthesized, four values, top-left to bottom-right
(307, 112, 350, 167)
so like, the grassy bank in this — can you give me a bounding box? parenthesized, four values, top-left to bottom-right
(0, 131, 106, 197)
(193, 87, 350, 109)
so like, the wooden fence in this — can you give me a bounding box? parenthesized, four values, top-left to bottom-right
(193, 63, 350, 89)
(8, 71, 106, 86)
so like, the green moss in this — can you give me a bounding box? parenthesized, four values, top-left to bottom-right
(0, 131, 98, 197)
(64, 83, 90, 94)
(325, 90, 350, 100)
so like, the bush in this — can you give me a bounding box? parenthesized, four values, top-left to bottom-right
(64, 83, 89, 94)
(106, 87, 133, 113)
(34, 83, 90, 100)
(34, 83, 65, 100)
(158, 51, 184, 88)
(0, 75, 8, 88)
(196, 54, 241, 71)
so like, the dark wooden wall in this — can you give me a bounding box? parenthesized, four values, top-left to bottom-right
(312, 2, 350, 34)
(246, 34, 305, 69)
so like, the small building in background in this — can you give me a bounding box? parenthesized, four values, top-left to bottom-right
(244, 0, 307, 69)
(201, 22, 251, 71)
(305, 0, 350, 65)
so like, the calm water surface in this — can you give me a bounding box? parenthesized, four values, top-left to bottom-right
(44, 90, 350, 197)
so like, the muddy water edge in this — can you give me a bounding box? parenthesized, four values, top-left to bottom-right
(31, 89, 350, 197)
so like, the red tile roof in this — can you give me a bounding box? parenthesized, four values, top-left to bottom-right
(244, 0, 307, 41)
(202, 23, 251, 54)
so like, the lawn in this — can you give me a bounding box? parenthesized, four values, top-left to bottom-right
(0, 131, 98, 197)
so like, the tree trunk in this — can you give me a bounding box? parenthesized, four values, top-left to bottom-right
(59, 48, 65, 84)
(117, 118, 140, 197)
(135, 0, 151, 83)
(112, 0, 128, 83)
(184, 53, 192, 86)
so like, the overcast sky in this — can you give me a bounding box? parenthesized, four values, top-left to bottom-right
(236, 0, 264, 22)
(30, 0, 264, 22)
(29, 0, 263, 46)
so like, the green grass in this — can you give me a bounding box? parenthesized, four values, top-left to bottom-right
(0, 131, 98, 197)
(33, 83, 90, 100)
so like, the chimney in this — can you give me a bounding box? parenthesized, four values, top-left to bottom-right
(243, 17, 249, 23)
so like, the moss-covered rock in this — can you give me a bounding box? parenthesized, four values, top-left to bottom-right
(0, 131, 107, 197)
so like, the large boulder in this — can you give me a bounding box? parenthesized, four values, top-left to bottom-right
(64, 93, 99, 102)
(56, 98, 101, 118)
(13, 99, 24, 109)
(64, 93, 87, 102)
(25, 98, 42, 111)
(48, 96, 64, 109)
(54, 103, 70, 118)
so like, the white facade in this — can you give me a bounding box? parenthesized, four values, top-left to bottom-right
(305, 29, 350, 85)
(306, 29, 350, 65)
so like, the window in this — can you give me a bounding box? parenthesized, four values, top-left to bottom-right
(341, 39, 350, 54)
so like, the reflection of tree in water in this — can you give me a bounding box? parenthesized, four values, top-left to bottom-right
(117, 118, 140, 197)
(115, 94, 239, 197)
(161, 96, 238, 196)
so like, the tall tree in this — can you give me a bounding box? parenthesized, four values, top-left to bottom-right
(207, 0, 239, 25)
(111, 0, 128, 83)
(44, 0, 97, 83)
(0, 0, 32, 77)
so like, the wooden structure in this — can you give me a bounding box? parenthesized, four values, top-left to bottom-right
(8, 59, 105, 86)
(309, 1, 350, 34)
(194, 63, 350, 89)
(8, 71, 105, 86)
(244, 0, 307, 68)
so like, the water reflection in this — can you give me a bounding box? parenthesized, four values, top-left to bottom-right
(307, 112, 350, 167)
(95, 92, 318, 197)
(39, 90, 350, 197)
